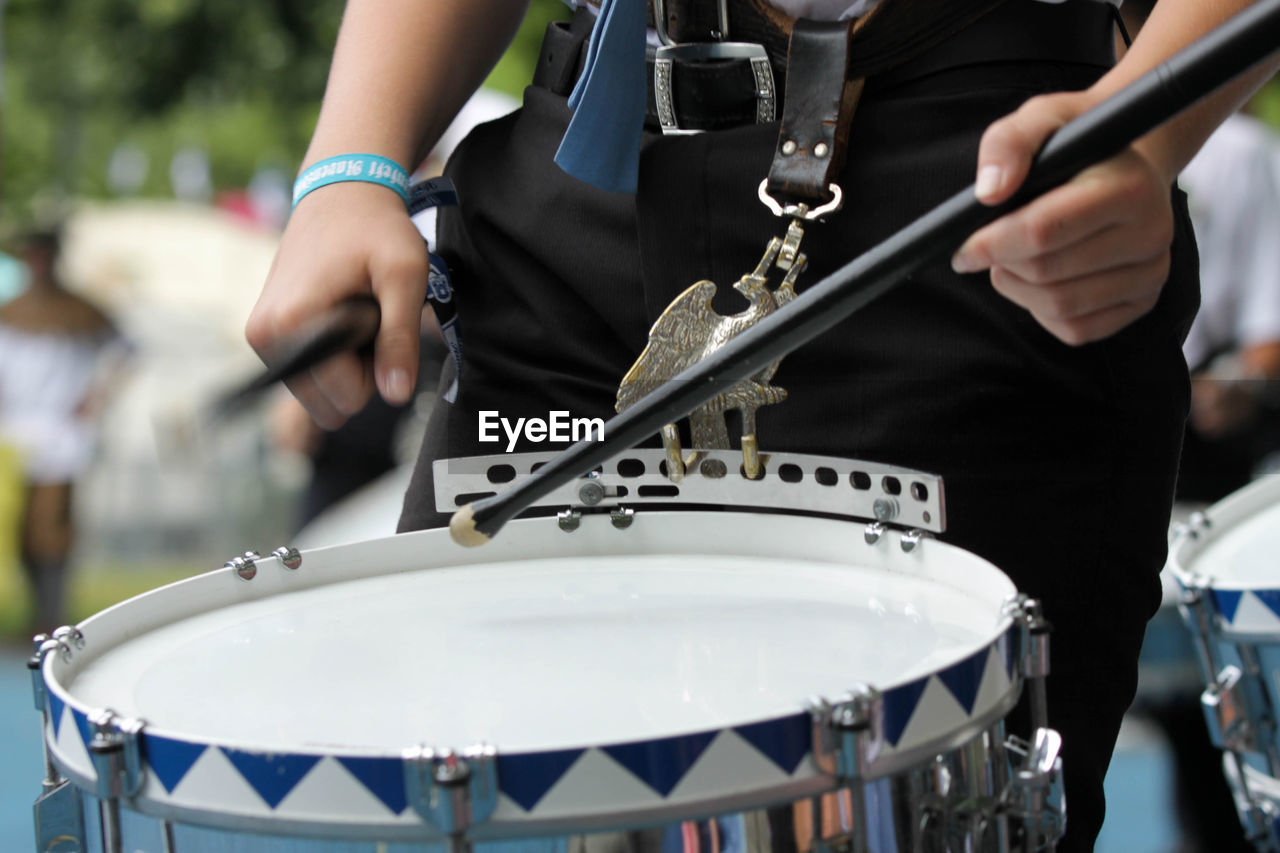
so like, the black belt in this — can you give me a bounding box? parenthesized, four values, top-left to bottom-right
(534, 2, 1117, 134)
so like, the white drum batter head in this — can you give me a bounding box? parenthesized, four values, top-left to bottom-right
(41, 510, 1020, 839)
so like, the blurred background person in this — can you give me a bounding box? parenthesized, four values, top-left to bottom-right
(1176, 111, 1280, 502)
(1115, 2, 1280, 848)
(0, 226, 130, 632)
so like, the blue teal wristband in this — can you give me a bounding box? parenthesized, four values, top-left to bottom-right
(292, 154, 410, 210)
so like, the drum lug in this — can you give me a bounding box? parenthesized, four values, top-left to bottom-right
(33, 777, 85, 853)
(403, 744, 499, 846)
(88, 709, 148, 800)
(1004, 595, 1051, 732)
(809, 686, 885, 779)
(1202, 664, 1271, 754)
(1178, 577, 1226, 691)
(30, 634, 78, 798)
(85, 709, 146, 853)
(1001, 727, 1066, 851)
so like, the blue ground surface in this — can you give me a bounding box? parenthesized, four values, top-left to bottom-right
(2, 647, 42, 851)
(0, 647, 1192, 852)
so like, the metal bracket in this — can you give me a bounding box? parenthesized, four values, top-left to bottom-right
(1203, 665, 1262, 753)
(403, 744, 499, 842)
(226, 551, 262, 581)
(1002, 728, 1066, 851)
(809, 686, 885, 780)
(273, 545, 302, 570)
(758, 180, 844, 222)
(29, 635, 54, 714)
(434, 450, 946, 533)
(33, 778, 85, 853)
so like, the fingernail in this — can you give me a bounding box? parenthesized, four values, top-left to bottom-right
(384, 368, 411, 402)
(952, 246, 980, 274)
(975, 165, 1003, 200)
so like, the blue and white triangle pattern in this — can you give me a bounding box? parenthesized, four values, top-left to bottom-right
(1214, 588, 1280, 634)
(42, 633, 1015, 827)
(877, 633, 1016, 760)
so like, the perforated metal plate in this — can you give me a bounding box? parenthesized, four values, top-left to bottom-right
(433, 449, 946, 532)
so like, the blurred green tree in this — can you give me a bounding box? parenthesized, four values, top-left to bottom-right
(0, 0, 567, 220)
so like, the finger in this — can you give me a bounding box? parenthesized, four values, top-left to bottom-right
(972, 93, 1084, 205)
(282, 372, 350, 430)
(990, 256, 1168, 320)
(993, 223, 1168, 285)
(955, 159, 1171, 275)
(990, 262, 1166, 346)
(955, 171, 1117, 273)
(310, 349, 376, 417)
(369, 243, 429, 405)
(247, 297, 350, 428)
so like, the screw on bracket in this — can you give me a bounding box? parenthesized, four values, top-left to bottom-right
(226, 551, 261, 581)
(273, 546, 302, 570)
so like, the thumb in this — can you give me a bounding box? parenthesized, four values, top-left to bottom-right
(973, 93, 1084, 205)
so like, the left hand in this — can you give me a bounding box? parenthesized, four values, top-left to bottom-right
(952, 91, 1176, 346)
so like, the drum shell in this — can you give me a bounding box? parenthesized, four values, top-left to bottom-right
(62, 723, 1019, 853)
(38, 510, 1023, 844)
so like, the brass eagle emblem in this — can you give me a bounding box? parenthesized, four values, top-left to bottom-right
(616, 237, 805, 481)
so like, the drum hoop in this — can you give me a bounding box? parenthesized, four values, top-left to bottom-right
(41, 511, 1020, 831)
(43, 677, 1022, 843)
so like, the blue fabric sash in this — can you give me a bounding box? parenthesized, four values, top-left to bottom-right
(553, 0, 648, 194)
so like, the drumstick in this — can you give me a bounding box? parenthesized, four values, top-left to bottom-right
(449, 0, 1280, 546)
(215, 295, 381, 419)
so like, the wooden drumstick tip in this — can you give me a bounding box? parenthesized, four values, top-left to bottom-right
(449, 505, 490, 547)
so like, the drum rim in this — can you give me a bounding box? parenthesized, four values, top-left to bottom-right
(46, 694, 1023, 844)
(40, 510, 1022, 831)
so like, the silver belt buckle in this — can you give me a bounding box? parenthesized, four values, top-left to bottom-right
(653, 41, 777, 136)
(650, 0, 775, 136)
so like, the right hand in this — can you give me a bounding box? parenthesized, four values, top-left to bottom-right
(246, 182, 429, 429)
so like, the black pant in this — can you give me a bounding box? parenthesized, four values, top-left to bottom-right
(400, 30, 1200, 851)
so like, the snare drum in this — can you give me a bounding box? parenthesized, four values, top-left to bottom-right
(30, 453, 1064, 853)
(1169, 475, 1280, 848)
